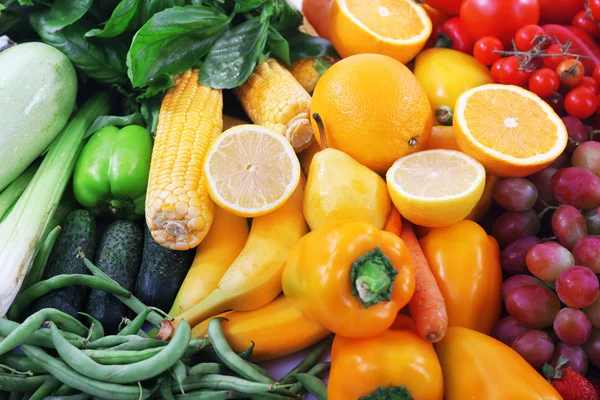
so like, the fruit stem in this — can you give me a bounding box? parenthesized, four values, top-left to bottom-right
(435, 106, 453, 126)
(312, 112, 328, 149)
(538, 204, 558, 220)
(350, 248, 398, 308)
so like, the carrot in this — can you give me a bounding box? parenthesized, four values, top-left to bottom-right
(400, 218, 448, 343)
(383, 207, 402, 236)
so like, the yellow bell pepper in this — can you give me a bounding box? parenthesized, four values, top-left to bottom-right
(413, 48, 493, 125)
(282, 219, 415, 339)
(328, 314, 443, 400)
(419, 220, 502, 335)
(436, 326, 563, 400)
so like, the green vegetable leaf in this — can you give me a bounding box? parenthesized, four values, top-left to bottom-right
(287, 31, 339, 63)
(85, 0, 140, 38)
(234, 0, 268, 13)
(140, 96, 162, 135)
(199, 17, 269, 89)
(30, 12, 128, 85)
(0, 5, 6, 11)
(359, 386, 413, 400)
(137, 0, 186, 25)
(127, 5, 230, 89)
(270, 0, 302, 34)
(44, 0, 93, 32)
(18, 0, 34, 6)
(267, 25, 290, 65)
(86, 113, 145, 138)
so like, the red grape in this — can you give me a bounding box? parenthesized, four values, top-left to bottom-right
(583, 329, 600, 368)
(511, 330, 555, 368)
(555, 266, 599, 308)
(550, 167, 600, 210)
(505, 285, 561, 329)
(502, 274, 547, 300)
(491, 316, 531, 345)
(562, 116, 589, 153)
(501, 236, 543, 275)
(553, 308, 592, 345)
(526, 242, 575, 282)
(572, 141, 600, 176)
(527, 168, 558, 211)
(549, 152, 571, 169)
(492, 178, 538, 212)
(551, 342, 588, 376)
(551, 205, 588, 249)
(582, 208, 600, 235)
(585, 297, 600, 329)
(573, 236, 600, 273)
(492, 209, 541, 248)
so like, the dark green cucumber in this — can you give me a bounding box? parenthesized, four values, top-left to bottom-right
(29, 210, 96, 320)
(134, 227, 194, 312)
(85, 220, 143, 334)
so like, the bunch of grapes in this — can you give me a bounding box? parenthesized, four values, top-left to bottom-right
(490, 121, 600, 375)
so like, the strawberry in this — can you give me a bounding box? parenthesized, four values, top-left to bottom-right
(543, 357, 600, 400)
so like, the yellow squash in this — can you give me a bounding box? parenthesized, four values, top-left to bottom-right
(169, 206, 249, 316)
(191, 294, 330, 362)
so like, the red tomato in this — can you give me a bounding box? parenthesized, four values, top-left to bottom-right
(515, 24, 546, 51)
(591, 0, 600, 22)
(528, 68, 560, 98)
(473, 36, 503, 65)
(593, 65, 600, 85)
(499, 56, 532, 86)
(460, 0, 540, 47)
(543, 44, 574, 70)
(438, 16, 473, 54)
(577, 76, 600, 94)
(572, 10, 600, 39)
(556, 59, 586, 87)
(565, 87, 598, 119)
(490, 57, 505, 83)
(421, 0, 462, 16)
(538, 0, 585, 25)
(302, 0, 333, 40)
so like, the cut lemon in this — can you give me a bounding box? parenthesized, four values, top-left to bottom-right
(329, 0, 432, 64)
(454, 84, 568, 178)
(204, 125, 301, 218)
(386, 149, 486, 228)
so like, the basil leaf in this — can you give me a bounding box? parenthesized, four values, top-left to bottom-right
(0, 5, 5, 11)
(287, 31, 339, 63)
(30, 12, 128, 85)
(44, 0, 93, 32)
(18, 0, 34, 6)
(140, 96, 162, 135)
(234, 0, 268, 13)
(86, 0, 139, 38)
(267, 26, 290, 65)
(137, 0, 186, 24)
(199, 17, 269, 89)
(127, 5, 229, 89)
(270, 0, 302, 34)
(138, 73, 174, 99)
(86, 113, 145, 138)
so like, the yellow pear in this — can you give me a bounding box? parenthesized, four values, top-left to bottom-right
(303, 114, 391, 231)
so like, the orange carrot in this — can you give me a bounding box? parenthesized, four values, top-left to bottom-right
(400, 218, 448, 343)
(383, 207, 402, 236)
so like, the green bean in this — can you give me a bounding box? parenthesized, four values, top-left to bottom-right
(159, 375, 175, 400)
(21, 225, 61, 292)
(45, 394, 92, 400)
(28, 378, 62, 400)
(0, 353, 45, 375)
(189, 363, 227, 376)
(0, 309, 88, 356)
(185, 339, 208, 356)
(280, 337, 332, 385)
(0, 322, 87, 350)
(53, 384, 76, 396)
(81, 347, 164, 365)
(171, 360, 187, 394)
(174, 390, 244, 399)
(21, 344, 157, 400)
(249, 393, 296, 400)
(82, 257, 163, 327)
(8, 392, 21, 400)
(118, 309, 151, 336)
(8, 275, 131, 320)
(238, 342, 255, 360)
(170, 374, 289, 395)
(0, 391, 8, 400)
(50, 320, 191, 384)
(290, 363, 330, 395)
(292, 374, 327, 400)
(207, 318, 273, 385)
(0, 363, 33, 376)
(0, 373, 51, 392)
(86, 335, 147, 350)
(78, 313, 104, 342)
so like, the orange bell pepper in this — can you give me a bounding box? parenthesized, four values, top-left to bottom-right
(419, 220, 502, 335)
(282, 219, 415, 339)
(436, 326, 563, 400)
(328, 314, 444, 400)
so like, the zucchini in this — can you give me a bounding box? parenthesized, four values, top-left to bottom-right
(85, 220, 143, 334)
(134, 227, 194, 312)
(29, 210, 96, 320)
(0, 42, 77, 192)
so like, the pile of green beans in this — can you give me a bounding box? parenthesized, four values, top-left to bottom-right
(0, 255, 331, 399)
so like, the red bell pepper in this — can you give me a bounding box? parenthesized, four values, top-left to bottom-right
(542, 25, 600, 76)
(436, 17, 473, 54)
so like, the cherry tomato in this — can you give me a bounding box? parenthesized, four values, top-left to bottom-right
(538, 0, 585, 25)
(597, 94, 600, 115)
(556, 59, 586, 87)
(578, 76, 600, 94)
(572, 10, 600, 38)
(591, 0, 600, 22)
(460, 0, 540, 47)
(528, 68, 560, 98)
(473, 36, 504, 65)
(543, 44, 574, 70)
(515, 25, 546, 51)
(421, 0, 462, 16)
(593, 65, 600, 85)
(565, 87, 598, 119)
(490, 57, 505, 83)
(499, 56, 532, 87)
(438, 17, 474, 54)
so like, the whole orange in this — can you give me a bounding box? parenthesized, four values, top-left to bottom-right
(310, 54, 432, 174)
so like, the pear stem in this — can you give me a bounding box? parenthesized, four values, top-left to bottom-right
(312, 113, 328, 149)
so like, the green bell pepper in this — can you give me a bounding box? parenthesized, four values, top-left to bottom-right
(73, 125, 153, 220)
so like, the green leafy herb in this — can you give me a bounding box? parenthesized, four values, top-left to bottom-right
(270, 0, 302, 34)
(234, 0, 268, 13)
(267, 26, 290, 65)
(85, 0, 139, 38)
(43, 0, 93, 32)
(18, 0, 34, 6)
(140, 95, 163, 134)
(359, 386, 414, 400)
(287, 31, 339, 62)
(86, 113, 145, 138)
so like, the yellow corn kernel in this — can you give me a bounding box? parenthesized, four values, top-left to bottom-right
(234, 58, 313, 152)
(290, 18, 322, 94)
(145, 69, 223, 251)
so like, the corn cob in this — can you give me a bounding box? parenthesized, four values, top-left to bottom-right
(234, 58, 314, 152)
(145, 69, 223, 251)
(290, 18, 323, 94)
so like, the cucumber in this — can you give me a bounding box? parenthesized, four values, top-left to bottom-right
(29, 210, 96, 320)
(85, 220, 143, 334)
(134, 228, 195, 313)
(0, 42, 77, 192)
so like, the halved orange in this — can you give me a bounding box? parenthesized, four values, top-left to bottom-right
(204, 125, 301, 218)
(454, 84, 568, 178)
(329, 0, 432, 64)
